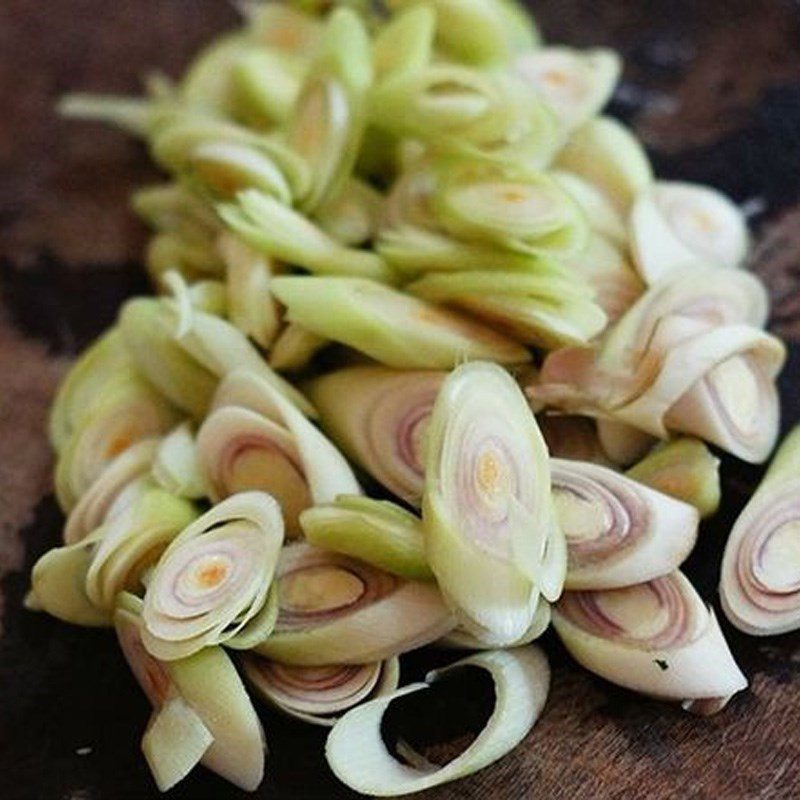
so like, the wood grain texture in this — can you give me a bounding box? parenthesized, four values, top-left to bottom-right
(2, 2, 800, 799)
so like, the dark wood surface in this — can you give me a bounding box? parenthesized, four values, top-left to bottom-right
(2, 2, 800, 798)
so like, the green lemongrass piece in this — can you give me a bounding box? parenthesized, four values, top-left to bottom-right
(132, 183, 221, 241)
(556, 116, 653, 213)
(595, 419, 655, 467)
(720, 425, 800, 635)
(537, 415, 611, 465)
(253, 542, 455, 665)
(219, 189, 394, 282)
(197, 369, 361, 537)
(301, 495, 433, 581)
(407, 270, 607, 349)
(185, 280, 228, 317)
(243, 655, 401, 727)
(551, 458, 698, 590)
(141, 492, 284, 660)
(115, 593, 266, 791)
(152, 422, 206, 500)
(627, 438, 721, 519)
(551, 170, 627, 245)
(58, 93, 152, 137)
(553, 571, 747, 712)
(218, 232, 281, 349)
(243, 1, 322, 55)
(326, 647, 550, 795)
(271, 276, 530, 368)
(232, 48, 304, 125)
(372, 5, 435, 80)
(630, 181, 750, 284)
(315, 178, 384, 247)
(269, 324, 328, 372)
(306, 366, 445, 506)
(423, 361, 564, 643)
(64, 438, 160, 544)
(440, 599, 551, 649)
(515, 47, 621, 132)
(145, 231, 225, 285)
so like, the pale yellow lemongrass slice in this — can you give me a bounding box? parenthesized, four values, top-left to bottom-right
(551, 170, 627, 246)
(268, 324, 328, 372)
(151, 422, 207, 500)
(440, 599, 552, 650)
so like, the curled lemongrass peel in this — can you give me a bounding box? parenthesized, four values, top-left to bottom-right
(325, 647, 550, 796)
(254, 542, 454, 665)
(423, 361, 565, 643)
(721, 425, 800, 635)
(141, 492, 284, 660)
(553, 572, 747, 711)
(551, 458, 698, 590)
(152, 422, 206, 500)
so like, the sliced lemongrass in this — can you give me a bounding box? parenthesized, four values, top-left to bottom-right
(326, 647, 550, 795)
(219, 189, 394, 282)
(58, 93, 152, 136)
(151, 423, 206, 500)
(596, 419, 655, 467)
(301, 495, 433, 581)
(538, 415, 610, 465)
(551, 458, 698, 590)
(630, 181, 750, 283)
(145, 231, 225, 285)
(269, 324, 328, 372)
(627, 438, 721, 519)
(132, 182, 221, 241)
(253, 542, 454, 665)
(184, 280, 228, 317)
(372, 5, 435, 80)
(315, 178, 384, 247)
(423, 361, 564, 643)
(720, 425, 800, 635)
(306, 366, 445, 506)
(553, 571, 747, 710)
(552, 170, 627, 245)
(243, 1, 322, 55)
(271, 276, 530, 369)
(243, 656, 400, 727)
(556, 116, 653, 213)
(440, 599, 552, 650)
(224, 583, 280, 650)
(232, 48, 303, 125)
(141, 492, 284, 660)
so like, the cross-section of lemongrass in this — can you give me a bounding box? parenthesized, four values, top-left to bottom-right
(306, 366, 445, 506)
(407, 270, 607, 349)
(231, 48, 303, 126)
(115, 592, 265, 792)
(253, 542, 455, 665)
(551, 458, 698, 590)
(197, 369, 361, 538)
(537, 415, 611, 465)
(219, 189, 395, 283)
(720, 425, 800, 635)
(630, 181, 750, 284)
(595, 419, 655, 467)
(627, 438, 721, 519)
(551, 170, 627, 246)
(552, 571, 747, 712)
(423, 361, 565, 643)
(141, 491, 284, 660)
(64, 438, 160, 544)
(556, 116, 653, 213)
(301, 495, 433, 581)
(218, 232, 281, 349)
(315, 178, 384, 247)
(515, 47, 621, 132)
(269, 324, 328, 372)
(151, 423, 206, 500)
(271, 276, 531, 368)
(372, 5, 435, 81)
(440, 599, 551, 650)
(243, 655, 400, 727)
(326, 646, 550, 796)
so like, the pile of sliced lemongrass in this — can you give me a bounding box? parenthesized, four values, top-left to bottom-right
(30, 0, 798, 794)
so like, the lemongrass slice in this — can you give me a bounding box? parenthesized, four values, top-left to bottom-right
(243, 655, 400, 727)
(596, 419, 655, 467)
(152, 422, 206, 500)
(326, 647, 550, 796)
(232, 48, 303, 125)
(515, 47, 621, 131)
(253, 542, 454, 665)
(440, 599, 552, 650)
(372, 5, 435, 80)
(301, 495, 433, 581)
(720, 425, 800, 635)
(553, 572, 747, 711)
(306, 366, 445, 505)
(423, 361, 564, 643)
(243, 1, 322, 55)
(269, 324, 328, 372)
(538, 415, 610, 465)
(627, 438, 721, 519)
(271, 276, 530, 369)
(551, 458, 698, 590)
(219, 189, 394, 282)
(132, 182, 222, 242)
(197, 369, 360, 537)
(145, 231, 225, 285)
(630, 181, 750, 283)
(115, 593, 265, 791)
(141, 492, 284, 660)
(556, 116, 653, 213)
(551, 170, 627, 245)
(314, 178, 384, 247)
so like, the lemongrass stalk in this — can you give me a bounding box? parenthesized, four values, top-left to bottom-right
(551, 170, 627, 246)
(423, 361, 565, 643)
(253, 542, 455, 665)
(314, 178, 384, 247)
(627, 438, 721, 519)
(440, 599, 551, 649)
(271, 276, 531, 368)
(152, 422, 207, 500)
(141, 492, 284, 660)
(58, 93, 152, 137)
(537, 415, 611, 465)
(301, 495, 434, 581)
(232, 48, 304, 125)
(551, 459, 698, 590)
(243, 655, 401, 727)
(596, 419, 655, 466)
(145, 231, 225, 285)
(306, 366, 445, 505)
(269, 324, 328, 372)
(553, 571, 747, 712)
(720, 425, 800, 635)
(372, 5, 435, 80)
(325, 647, 550, 795)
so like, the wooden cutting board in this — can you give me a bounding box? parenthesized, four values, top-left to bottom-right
(2, 1, 800, 798)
